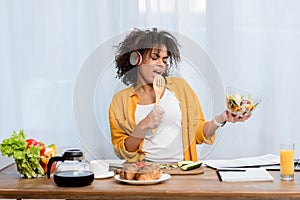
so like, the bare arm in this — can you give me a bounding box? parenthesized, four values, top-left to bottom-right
(125, 106, 164, 152)
(203, 110, 252, 139)
(124, 118, 150, 152)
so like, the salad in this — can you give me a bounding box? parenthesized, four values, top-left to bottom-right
(226, 89, 260, 117)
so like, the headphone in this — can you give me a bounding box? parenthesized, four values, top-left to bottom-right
(129, 51, 142, 66)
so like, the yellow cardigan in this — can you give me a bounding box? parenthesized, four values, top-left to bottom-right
(109, 77, 215, 162)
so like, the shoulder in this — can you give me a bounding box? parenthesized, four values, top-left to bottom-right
(113, 86, 134, 97)
(111, 86, 135, 103)
(166, 76, 199, 101)
(166, 76, 192, 89)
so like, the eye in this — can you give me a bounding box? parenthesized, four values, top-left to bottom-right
(151, 53, 159, 60)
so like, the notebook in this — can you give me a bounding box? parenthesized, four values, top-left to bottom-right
(216, 168, 274, 182)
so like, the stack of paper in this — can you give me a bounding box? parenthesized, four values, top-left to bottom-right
(203, 154, 280, 169)
(217, 168, 274, 182)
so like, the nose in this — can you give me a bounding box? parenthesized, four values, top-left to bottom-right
(157, 59, 166, 68)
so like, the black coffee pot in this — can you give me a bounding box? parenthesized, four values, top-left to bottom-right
(47, 148, 94, 187)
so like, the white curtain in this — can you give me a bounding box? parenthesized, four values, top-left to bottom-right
(1, 0, 300, 168)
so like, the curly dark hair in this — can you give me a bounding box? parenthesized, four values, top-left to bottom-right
(114, 28, 181, 85)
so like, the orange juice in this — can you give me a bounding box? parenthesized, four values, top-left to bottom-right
(280, 149, 294, 176)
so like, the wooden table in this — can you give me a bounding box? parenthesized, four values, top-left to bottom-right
(1, 163, 300, 200)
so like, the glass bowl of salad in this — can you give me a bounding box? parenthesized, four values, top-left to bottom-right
(226, 87, 261, 117)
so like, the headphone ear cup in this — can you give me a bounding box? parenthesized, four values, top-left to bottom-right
(129, 51, 142, 66)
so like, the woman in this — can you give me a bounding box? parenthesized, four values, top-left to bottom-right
(109, 28, 250, 162)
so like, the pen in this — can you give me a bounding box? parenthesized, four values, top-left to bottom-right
(217, 169, 246, 172)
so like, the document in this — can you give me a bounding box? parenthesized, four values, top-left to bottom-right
(203, 154, 280, 169)
(217, 168, 274, 182)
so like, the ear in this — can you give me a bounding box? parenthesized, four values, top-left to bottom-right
(129, 51, 142, 66)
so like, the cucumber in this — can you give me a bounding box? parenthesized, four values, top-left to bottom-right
(170, 164, 178, 168)
(180, 161, 202, 171)
(177, 161, 194, 167)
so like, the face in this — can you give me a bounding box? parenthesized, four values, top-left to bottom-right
(137, 45, 168, 85)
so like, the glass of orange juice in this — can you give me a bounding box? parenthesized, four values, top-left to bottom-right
(280, 142, 295, 181)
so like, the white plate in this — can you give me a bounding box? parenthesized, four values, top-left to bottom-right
(94, 171, 114, 179)
(114, 173, 171, 185)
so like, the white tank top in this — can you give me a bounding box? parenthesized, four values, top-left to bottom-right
(135, 89, 183, 162)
